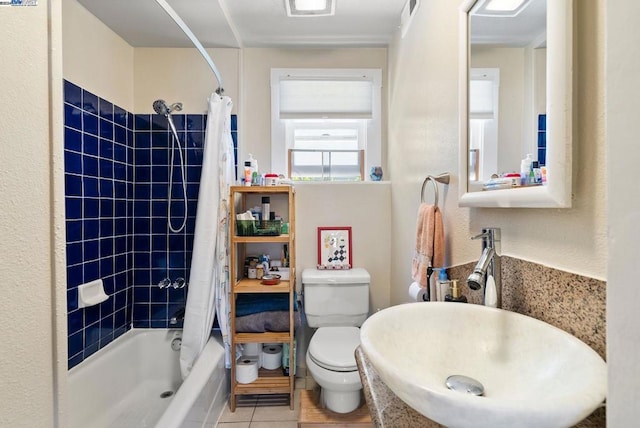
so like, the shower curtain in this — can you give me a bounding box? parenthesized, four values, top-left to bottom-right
(180, 94, 234, 378)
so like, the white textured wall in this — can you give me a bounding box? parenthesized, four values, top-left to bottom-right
(0, 1, 58, 426)
(388, 0, 606, 306)
(134, 48, 240, 114)
(607, 0, 640, 424)
(62, 0, 134, 111)
(241, 47, 388, 173)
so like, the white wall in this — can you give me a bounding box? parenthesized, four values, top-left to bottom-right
(388, 0, 606, 307)
(134, 48, 240, 114)
(607, 0, 640, 424)
(62, 0, 134, 111)
(0, 1, 63, 426)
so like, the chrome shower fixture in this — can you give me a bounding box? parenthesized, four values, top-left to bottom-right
(152, 99, 183, 116)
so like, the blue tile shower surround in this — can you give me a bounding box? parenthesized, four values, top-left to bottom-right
(63, 79, 238, 369)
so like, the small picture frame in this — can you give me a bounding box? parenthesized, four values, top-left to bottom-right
(317, 227, 352, 270)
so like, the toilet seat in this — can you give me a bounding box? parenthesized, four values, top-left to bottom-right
(308, 326, 360, 372)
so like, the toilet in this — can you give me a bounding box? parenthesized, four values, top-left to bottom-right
(302, 268, 370, 414)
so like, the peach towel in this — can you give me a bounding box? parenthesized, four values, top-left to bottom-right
(411, 203, 444, 287)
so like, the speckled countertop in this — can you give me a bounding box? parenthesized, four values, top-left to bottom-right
(356, 256, 606, 427)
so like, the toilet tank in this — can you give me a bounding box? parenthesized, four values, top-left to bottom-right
(302, 268, 370, 328)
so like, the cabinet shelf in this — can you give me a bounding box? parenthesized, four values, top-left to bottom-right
(229, 185, 296, 412)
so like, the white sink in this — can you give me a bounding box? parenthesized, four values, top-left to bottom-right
(360, 303, 606, 428)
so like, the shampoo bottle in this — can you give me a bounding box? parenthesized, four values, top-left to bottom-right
(437, 269, 451, 302)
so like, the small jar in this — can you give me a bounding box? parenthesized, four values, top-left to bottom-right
(248, 268, 257, 279)
(265, 173, 279, 186)
(256, 266, 264, 280)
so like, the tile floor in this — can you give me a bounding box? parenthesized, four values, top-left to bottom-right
(216, 378, 306, 428)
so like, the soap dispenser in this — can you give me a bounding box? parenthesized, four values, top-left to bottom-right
(445, 280, 468, 303)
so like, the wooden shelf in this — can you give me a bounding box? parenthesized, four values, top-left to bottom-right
(230, 185, 296, 412)
(230, 185, 294, 194)
(234, 278, 291, 293)
(232, 234, 291, 243)
(234, 332, 291, 343)
(234, 375, 291, 395)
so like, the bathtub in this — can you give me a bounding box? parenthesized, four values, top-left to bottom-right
(68, 329, 228, 428)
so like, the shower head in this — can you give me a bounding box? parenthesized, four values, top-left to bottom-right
(152, 99, 183, 116)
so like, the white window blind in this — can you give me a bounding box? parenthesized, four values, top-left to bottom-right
(279, 79, 374, 119)
(470, 80, 495, 118)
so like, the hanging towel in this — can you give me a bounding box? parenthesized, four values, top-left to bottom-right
(412, 203, 445, 287)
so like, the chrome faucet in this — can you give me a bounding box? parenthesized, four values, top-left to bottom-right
(467, 228, 501, 307)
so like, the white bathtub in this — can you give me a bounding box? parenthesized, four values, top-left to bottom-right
(68, 329, 228, 428)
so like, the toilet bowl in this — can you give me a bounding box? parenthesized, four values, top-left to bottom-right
(306, 326, 362, 413)
(302, 268, 370, 414)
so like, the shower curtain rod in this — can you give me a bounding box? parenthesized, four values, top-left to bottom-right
(155, 0, 225, 94)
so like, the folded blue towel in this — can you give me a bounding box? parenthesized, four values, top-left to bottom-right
(235, 292, 298, 317)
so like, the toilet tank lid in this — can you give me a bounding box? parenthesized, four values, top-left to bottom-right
(302, 268, 370, 284)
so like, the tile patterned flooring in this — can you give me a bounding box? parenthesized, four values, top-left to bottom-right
(216, 378, 306, 428)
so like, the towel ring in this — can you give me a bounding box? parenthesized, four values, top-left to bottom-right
(421, 173, 451, 206)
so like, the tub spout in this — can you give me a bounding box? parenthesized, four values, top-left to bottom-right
(170, 307, 186, 325)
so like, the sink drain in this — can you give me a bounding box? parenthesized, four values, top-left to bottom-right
(160, 391, 174, 399)
(445, 375, 484, 396)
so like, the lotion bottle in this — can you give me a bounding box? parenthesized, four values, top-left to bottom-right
(445, 280, 468, 303)
(520, 153, 533, 186)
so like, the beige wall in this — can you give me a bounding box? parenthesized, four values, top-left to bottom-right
(294, 183, 391, 312)
(0, 0, 63, 426)
(62, 0, 134, 111)
(607, 0, 640, 424)
(388, 0, 606, 306)
(471, 46, 527, 174)
(241, 48, 388, 174)
(134, 48, 240, 114)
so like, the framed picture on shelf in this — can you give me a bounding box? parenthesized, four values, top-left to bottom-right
(317, 227, 352, 270)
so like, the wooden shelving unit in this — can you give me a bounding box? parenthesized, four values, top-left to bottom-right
(229, 185, 296, 411)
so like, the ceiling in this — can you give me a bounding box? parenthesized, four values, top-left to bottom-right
(77, 0, 408, 49)
(470, 0, 547, 47)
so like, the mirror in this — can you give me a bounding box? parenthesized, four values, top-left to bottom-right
(458, 0, 573, 208)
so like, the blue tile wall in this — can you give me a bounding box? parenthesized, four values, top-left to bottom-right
(63, 80, 133, 369)
(63, 79, 238, 369)
(537, 114, 546, 166)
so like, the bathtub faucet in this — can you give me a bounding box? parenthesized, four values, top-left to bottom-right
(170, 307, 186, 325)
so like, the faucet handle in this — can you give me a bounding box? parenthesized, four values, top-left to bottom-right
(471, 232, 489, 240)
(471, 228, 501, 242)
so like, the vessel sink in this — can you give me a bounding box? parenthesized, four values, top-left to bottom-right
(360, 303, 606, 428)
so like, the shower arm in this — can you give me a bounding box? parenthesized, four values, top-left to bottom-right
(154, 0, 224, 94)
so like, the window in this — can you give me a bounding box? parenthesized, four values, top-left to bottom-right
(469, 68, 500, 181)
(271, 68, 382, 181)
(287, 119, 365, 181)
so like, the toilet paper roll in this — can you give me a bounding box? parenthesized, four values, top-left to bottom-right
(408, 281, 427, 302)
(235, 357, 259, 384)
(243, 342, 261, 356)
(261, 345, 283, 370)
